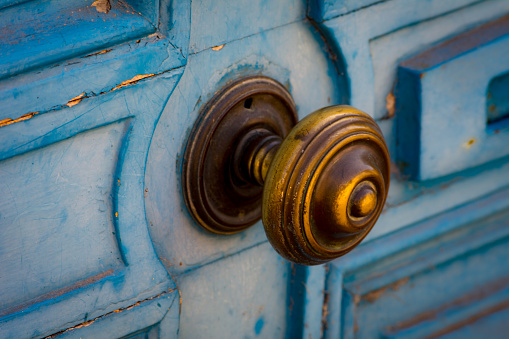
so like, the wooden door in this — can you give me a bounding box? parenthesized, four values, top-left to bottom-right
(1, 0, 509, 338)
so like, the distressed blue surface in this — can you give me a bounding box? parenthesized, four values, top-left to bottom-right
(1, 0, 509, 337)
(316, 0, 492, 118)
(308, 0, 383, 21)
(0, 0, 155, 80)
(323, 186, 509, 339)
(397, 15, 509, 180)
(0, 0, 188, 332)
(487, 72, 509, 123)
(0, 122, 125, 313)
(314, 0, 509, 244)
(144, 19, 344, 276)
(176, 243, 290, 338)
(188, 0, 306, 53)
(0, 70, 183, 338)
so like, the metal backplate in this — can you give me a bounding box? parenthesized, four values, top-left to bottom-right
(182, 76, 298, 234)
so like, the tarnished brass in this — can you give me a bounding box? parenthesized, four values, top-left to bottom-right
(182, 76, 298, 235)
(262, 106, 390, 265)
(183, 76, 390, 265)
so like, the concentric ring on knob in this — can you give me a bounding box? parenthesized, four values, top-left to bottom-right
(262, 106, 390, 265)
(349, 181, 377, 219)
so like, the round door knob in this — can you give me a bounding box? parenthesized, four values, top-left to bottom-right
(182, 76, 390, 265)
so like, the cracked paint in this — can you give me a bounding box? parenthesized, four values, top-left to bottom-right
(0, 111, 39, 127)
(44, 288, 177, 338)
(212, 44, 225, 51)
(111, 74, 156, 91)
(67, 93, 86, 107)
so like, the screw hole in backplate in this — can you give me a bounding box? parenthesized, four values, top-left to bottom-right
(182, 76, 298, 234)
(244, 97, 253, 109)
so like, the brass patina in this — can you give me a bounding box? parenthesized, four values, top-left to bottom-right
(182, 76, 390, 265)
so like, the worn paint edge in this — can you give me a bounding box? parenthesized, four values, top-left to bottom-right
(0, 269, 116, 318)
(0, 68, 182, 129)
(44, 288, 178, 338)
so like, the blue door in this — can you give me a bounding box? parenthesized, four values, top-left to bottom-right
(1, 0, 509, 338)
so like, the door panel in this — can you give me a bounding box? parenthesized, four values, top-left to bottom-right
(397, 15, 509, 180)
(325, 187, 509, 338)
(0, 0, 188, 335)
(1, 0, 509, 338)
(0, 70, 183, 338)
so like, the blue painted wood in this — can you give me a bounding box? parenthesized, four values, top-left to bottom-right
(0, 0, 155, 80)
(0, 70, 183, 338)
(314, 0, 491, 118)
(1, 0, 509, 337)
(144, 18, 345, 276)
(56, 291, 181, 339)
(323, 186, 509, 338)
(440, 305, 509, 339)
(384, 281, 509, 338)
(308, 0, 383, 21)
(0, 0, 31, 10)
(125, 0, 159, 26)
(285, 264, 326, 339)
(487, 72, 509, 123)
(0, 121, 126, 314)
(0, 34, 185, 123)
(187, 0, 306, 53)
(313, 0, 509, 245)
(397, 14, 509, 180)
(176, 242, 290, 338)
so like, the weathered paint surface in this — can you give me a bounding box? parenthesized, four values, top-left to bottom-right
(1, 0, 509, 338)
(323, 187, 509, 338)
(397, 15, 509, 180)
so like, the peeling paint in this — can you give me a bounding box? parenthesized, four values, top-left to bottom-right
(386, 276, 509, 338)
(463, 138, 476, 149)
(321, 292, 329, 334)
(44, 288, 177, 338)
(385, 92, 396, 119)
(91, 0, 111, 14)
(2, 70, 168, 128)
(0, 111, 39, 128)
(111, 74, 156, 91)
(67, 93, 86, 107)
(84, 49, 113, 58)
(362, 277, 410, 303)
(212, 44, 225, 51)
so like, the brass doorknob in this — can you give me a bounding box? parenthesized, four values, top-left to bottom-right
(182, 76, 390, 265)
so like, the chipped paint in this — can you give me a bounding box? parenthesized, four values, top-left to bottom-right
(0, 111, 39, 128)
(321, 292, 329, 333)
(91, 0, 111, 14)
(427, 299, 509, 338)
(83, 49, 113, 58)
(2, 73, 159, 127)
(111, 74, 156, 91)
(45, 288, 177, 338)
(362, 277, 410, 303)
(212, 44, 225, 51)
(385, 92, 395, 119)
(463, 138, 476, 149)
(67, 93, 86, 107)
(385, 276, 509, 338)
